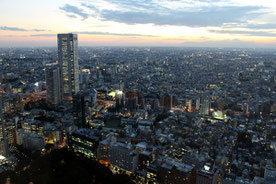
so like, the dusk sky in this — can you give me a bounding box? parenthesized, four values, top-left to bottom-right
(1, 0, 276, 48)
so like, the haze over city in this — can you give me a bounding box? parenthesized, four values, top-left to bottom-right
(1, 0, 276, 47)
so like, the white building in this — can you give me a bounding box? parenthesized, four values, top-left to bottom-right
(109, 142, 138, 172)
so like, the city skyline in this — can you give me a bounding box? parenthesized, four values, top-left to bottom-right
(1, 0, 276, 48)
(1, 43, 276, 183)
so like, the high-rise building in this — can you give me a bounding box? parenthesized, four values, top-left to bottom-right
(157, 158, 195, 184)
(264, 166, 276, 183)
(0, 57, 9, 157)
(79, 69, 90, 90)
(109, 142, 138, 172)
(160, 94, 177, 109)
(70, 128, 99, 158)
(45, 65, 61, 105)
(21, 132, 45, 152)
(83, 88, 97, 107)
(125, 92, 141, 111)
(73, 92, 87, 128)
(0, 96, 9, 157)
(196, 163, 219, 184)
(4, 120, 16, 146)
(200, 93, 210, 116)
(115, 91, 125, 108)
(58, 33, 79, 98)
(138, 150, 153, 171)
(21, 120, 44, 135)
(97, 133, 117, 163)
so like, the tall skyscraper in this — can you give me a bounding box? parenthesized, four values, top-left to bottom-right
(200, 93, 210, 116)
(58, 33, 79, 98)
(0, 101, 9, 157)
(45, 65, 61, 105)
(0, 58, 9, 157)
(73, 92, 87, 128)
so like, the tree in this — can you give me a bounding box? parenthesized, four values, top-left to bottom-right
(1, 148, 134, 184)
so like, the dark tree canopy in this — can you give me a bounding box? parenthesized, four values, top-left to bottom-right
(0, 148, 134, 184)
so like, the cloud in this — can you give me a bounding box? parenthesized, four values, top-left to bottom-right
(66, 14, 78, 18)
(101, 6, 263, 27)
(222, 23, 276, 30)
(246, 24, 276, 29)
(78, 31, 156, 37)
(80, 3, 100, 13)
(30, 34, 56, 37)
(6, 35, 28, 37)
(83, 0, 157, 12)
(209, 29, 276, 37)
(60, 4, 89, 20)
(0, 26, 48, 32)
(194, 0, 226, 2)
(67, 0, 266, 27)
(32, 29, 48, 32)
(0, 26, 27, 31)
(29, 32, 155, 37)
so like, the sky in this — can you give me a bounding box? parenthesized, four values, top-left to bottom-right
(1, 0, 276, 48)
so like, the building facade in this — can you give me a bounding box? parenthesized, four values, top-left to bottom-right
(196, 164, 219, 184)
(73, 92, 87, 128)
(58, 33, 79, 98)
(109, 142, 138, 172)
(157, 158, 195, 184)
(70, 128, 99, 158)
(0, 96, 9, 157)
(45, 65, 61, 105)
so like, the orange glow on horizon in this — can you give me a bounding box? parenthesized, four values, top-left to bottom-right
(1, 32, 276, 47)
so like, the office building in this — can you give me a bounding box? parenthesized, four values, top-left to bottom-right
(125, 92, 141, 111)
(97, 133, 117, 163)
(58, 33, 79, 98)
(45, 65, 61, 105)
(160, 94, 177, 109)
(73, 92, 87, 128)
(109, 142, 138, 172)
(80, 69, 90, 90)
(70, 128, 99, 158)
(157, 158, 195, 184)
(0, 57, 9, 157)
(83, 88, 97, 107)
(0, 104, 9, 157)
(4, 120, 16, 145)
(22, 120, 44, 135)
(264, 166, 276, 184)
(115, 90, 125, 108)
(196, 163, 219, 184)
(138, 150, 153, 171)
(200, 93, 210, 116)
(22, 132, 45, 151)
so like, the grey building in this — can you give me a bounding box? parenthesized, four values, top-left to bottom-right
(200, 93, 210, 116)
(264, 166, 276, 184)
(109, 142, 138, 172)
(45, 65, 61, 105)
(21, 133, 45, 152)
(0, 96, 9, 157)
(196, 163, 219, 184)
(73, 92, 87, 128)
